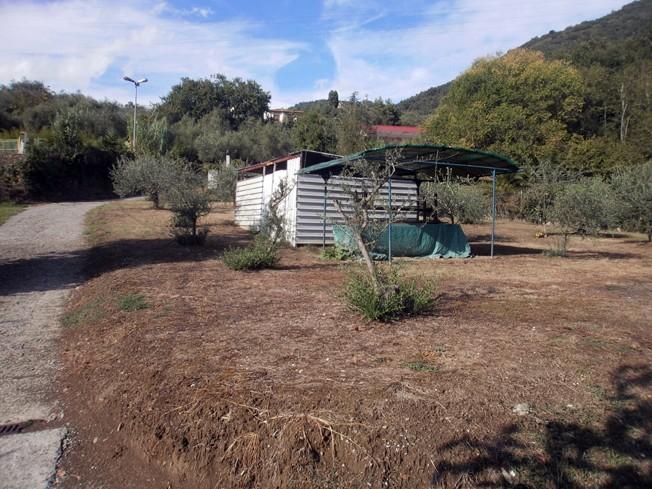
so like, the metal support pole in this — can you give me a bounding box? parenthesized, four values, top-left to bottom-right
(132, 84, 138, 151)
(322, 176, 328, 250)
(491, 169, 496, 258)
(388, 178, 393, 262)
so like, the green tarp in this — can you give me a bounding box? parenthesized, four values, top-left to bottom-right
(333, 223, 471, 259)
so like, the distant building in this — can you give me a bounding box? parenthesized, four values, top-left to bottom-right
(368, 125, 422, 143)
(264, 108, 304, 124)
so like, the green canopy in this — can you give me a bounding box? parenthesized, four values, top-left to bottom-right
(299, 143, 518, 179)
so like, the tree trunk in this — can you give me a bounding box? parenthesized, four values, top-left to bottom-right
(355, 231, 380, 290)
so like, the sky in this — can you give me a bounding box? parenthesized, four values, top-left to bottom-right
(0, 0, 633, 108)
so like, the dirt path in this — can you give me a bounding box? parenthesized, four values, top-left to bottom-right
(0, 202, 103, 489)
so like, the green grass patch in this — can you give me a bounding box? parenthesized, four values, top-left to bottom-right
(222, 236, 279, 271)
(406, 361, 439, 373)
(61, 297, 105, 328)
(118, 293, 149, 312)
(0, 202, 26, 225)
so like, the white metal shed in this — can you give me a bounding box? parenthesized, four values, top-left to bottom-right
(234, 150, 417, 246)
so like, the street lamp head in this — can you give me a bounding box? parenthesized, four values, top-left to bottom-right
(137, 78, 148, 84)
(123, 76, 136, 83)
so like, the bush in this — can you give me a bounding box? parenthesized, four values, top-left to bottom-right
(320, 245, 355, 261)
(222, 236, 280, 271)
(342, 266, 434, 321)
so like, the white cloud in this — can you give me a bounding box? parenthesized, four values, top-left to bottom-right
(0, 0, 304, 105)
(314, 0, 630, 104)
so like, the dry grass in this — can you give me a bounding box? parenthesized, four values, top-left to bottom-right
(58, 200, 652, 489)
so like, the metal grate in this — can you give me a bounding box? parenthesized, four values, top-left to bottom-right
(0, 420, 37, 436)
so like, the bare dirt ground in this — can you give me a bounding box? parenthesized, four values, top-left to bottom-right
(57, 200, 651, 489)
(0, 201, 102, 489)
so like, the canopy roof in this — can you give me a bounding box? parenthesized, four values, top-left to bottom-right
(299, 144, 518, 179)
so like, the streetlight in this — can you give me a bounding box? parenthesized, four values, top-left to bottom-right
(123, 76, 148, 151)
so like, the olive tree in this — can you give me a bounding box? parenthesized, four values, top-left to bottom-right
(551, 177, 616, 255)
(166, 169, 212, 245)
(111, 155, 185, 208)
(421, 172, 488, 225)
(611, 161, 652, 242)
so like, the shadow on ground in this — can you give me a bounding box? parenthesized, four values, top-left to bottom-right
(432, 364, 651, 488)
(0, 231, 251, 296)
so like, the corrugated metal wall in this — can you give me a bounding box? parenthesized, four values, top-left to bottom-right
(295, 175, 418, 245)
(234, 176, 264, 230)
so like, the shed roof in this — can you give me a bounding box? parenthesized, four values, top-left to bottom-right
(299, 143, 518, 179)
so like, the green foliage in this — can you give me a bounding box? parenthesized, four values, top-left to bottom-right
(0, 80, 52, 130)
(166, 170, 212, 245)
(23, 108, 125, 200)
(132, 116, 173, 157)
(222, 235, 280, 271)
(158, 75, 270, 130)
(292, 111, 336, 153)
(552, 177, 616, 236)
(208, 160, 244, 203)
(397, 82, 452, 125)
(611, 161, 652, 241)
(118, 293, 148, 312)
(424, 49, 585, 166)
(520, 160, 574, 229)
(111, 155, 187, 208)
(223, 178, 290, 269)
(421, 174, 488, 224)
(196, 120, 292, 164)
(564, 136, 645, 175)
(320, 245, 354, 261)
(328, 90, 339, 110)
(342, 266, 434, 322)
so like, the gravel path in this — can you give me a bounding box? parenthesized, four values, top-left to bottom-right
(0, 202, 103, 489)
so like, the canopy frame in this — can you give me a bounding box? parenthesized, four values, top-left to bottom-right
(299, 144, 519, 259)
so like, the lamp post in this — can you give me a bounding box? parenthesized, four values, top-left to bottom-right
(123, 76, 148, 151)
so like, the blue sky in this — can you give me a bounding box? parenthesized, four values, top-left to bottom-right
(0, 0, 632, 107)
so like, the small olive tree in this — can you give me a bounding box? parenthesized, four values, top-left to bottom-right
(550, 177, 616, 255)
(166, 169, 212, 245)
(611, 161, 652, 242)
(332, 151, 400, 290)
(222, 179, 291, 270)
(111, 155, 185, 208)
(331, 150, 433, 321)
(521, 160, 573, 234)
(421, 171, 488, 224)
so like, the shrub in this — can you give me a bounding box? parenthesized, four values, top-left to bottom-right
(342, 266, 434, 321)
(320, 245, 355, 261)
(222, 235, 279, 271)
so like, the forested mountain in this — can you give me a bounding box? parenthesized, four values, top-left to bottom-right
(522, 0, 652, 63)
(386, 0, 652, 125)
(396, 82, 451, 125)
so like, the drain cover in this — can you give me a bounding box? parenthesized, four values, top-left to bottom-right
(0, 420, 46, 436)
